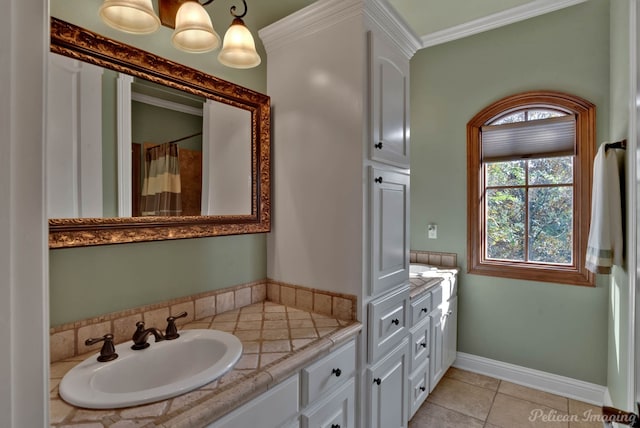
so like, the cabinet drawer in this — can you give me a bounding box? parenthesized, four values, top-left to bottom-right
(301, 378, 355, 428)
(408, 360, 430, 419)
(409, 317, 430, 373)
(368, 285, 409, 363)
(410, 292, 431, 326)
(301, 340, 356, 407)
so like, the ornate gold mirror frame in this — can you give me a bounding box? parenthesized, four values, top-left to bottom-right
(49, 18, 270, 248)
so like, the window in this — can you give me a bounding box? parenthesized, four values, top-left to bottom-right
(467, 91, 595, 286)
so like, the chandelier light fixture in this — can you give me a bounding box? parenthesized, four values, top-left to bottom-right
(99, 0, 261, 69)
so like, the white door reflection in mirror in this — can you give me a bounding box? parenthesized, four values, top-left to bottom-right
(202, 100, 252, 215)
(46, 53, 104, 218)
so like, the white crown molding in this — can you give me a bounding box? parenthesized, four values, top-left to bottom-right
(259, 0, 420, 57)
(365, 0, 422, 59)
(259, 0, 365, 54)
(454, 352, 607, 406)
(131, 92, 203, 117)
(421, 0, 589, 48)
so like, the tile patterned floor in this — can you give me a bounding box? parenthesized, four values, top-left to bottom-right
(410, 368, 604, 428)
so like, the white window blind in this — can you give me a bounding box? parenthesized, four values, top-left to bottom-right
(481, 115, 576, 162)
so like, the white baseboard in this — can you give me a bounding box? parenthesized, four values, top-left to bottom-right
(453, 352, 607, 406)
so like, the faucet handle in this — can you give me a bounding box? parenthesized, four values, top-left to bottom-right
(85, 333, 118, 362)
(165, 311, 188, 340)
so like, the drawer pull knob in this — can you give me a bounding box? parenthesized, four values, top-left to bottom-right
(332, 425, 341, 428)
(420, 342, 427, 348)
(374, 141, 383, 150)
(391, 318, 400, 326)
(331, 368, 342, 377)
(420, 386, 426, 392)
(374, 176, 383, 184)
(421, 307, 428, 313)
(373, 378, 382, 385)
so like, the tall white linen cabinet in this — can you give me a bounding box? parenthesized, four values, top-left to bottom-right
(260, 1, 421, 427)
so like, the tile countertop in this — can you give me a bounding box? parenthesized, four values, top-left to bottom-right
(50, 301, 362, 428)
(409, 266, 458, 299)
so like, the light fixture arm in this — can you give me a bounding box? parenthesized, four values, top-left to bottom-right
(197, 0, 247, 18)
(229, 0, 248, 18)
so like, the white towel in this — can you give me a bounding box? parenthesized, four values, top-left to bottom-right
(585, 143, 623, 274)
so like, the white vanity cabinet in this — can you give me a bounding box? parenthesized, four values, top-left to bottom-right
(406, 271, 458, 417)
(208, 339, 357, 428)
(261, 1, 420, 427)
(426, 273, 459, 393)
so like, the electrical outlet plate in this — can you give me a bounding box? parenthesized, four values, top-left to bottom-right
(428, 224, 437, 239)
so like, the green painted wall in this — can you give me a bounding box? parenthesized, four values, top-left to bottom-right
(48, 0, 313, 327)
(607, 0, 632, 410)
(410, 0, 610, 384)
(50, 234, 266, 326)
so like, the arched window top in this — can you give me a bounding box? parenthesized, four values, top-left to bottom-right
(490, 107, 569, 125)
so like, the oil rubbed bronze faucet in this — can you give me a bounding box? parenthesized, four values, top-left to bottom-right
(85, 333, 118, 362)
(131, 321, 165, 350)
(164, 311, 188, 340)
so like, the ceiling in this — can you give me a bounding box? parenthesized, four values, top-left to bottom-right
(49, 0, 591, 81)
(385, 0, 590, 48)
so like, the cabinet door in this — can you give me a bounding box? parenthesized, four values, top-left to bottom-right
(442, 296, 458, 371)
(207, 375, 299, 428)
(369, 31, 410, 168)
(429, 308, 445, 392)
(367, 338, 409, 428)
(370, 167, 409, 296)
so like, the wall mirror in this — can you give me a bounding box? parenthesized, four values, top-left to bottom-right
(48, 18, 270, 248)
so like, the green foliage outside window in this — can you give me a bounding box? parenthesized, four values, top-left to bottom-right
(485, 157, 573, 265)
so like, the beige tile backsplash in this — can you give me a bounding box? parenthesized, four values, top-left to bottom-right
(410, 249, 458, 268)
(50, 279, 357, 363)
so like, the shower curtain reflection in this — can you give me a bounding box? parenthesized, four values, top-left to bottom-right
(141, 143, 182, 216)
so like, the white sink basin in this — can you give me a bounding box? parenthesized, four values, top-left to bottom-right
(410, 263, 438, 277)
(59, 329, 243, 409)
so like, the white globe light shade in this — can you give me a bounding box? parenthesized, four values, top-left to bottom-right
(172, 1, 221, 53)
(99, 0, 160, 34)
(218, 18, 261, 69)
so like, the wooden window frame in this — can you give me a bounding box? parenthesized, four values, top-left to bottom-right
(467, 91, 595, 286)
